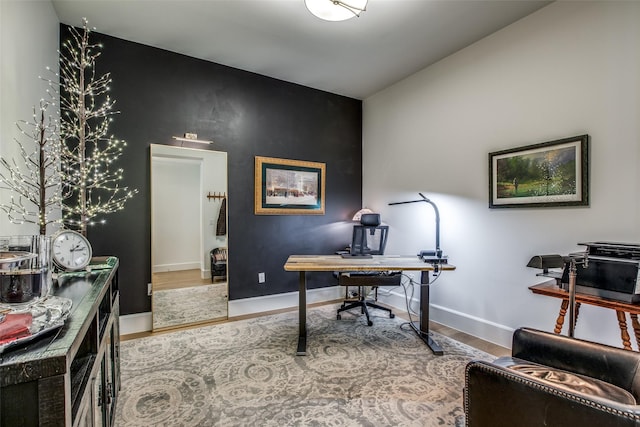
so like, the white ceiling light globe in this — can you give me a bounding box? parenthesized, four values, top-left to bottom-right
(305, 0, 368, 22)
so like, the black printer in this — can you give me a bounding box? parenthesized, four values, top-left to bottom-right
(561, 242, 640, 303)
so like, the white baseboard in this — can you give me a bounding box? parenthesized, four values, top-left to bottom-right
(120, 286, 343, 335)
(376, 287, 514, 349)
(375, 287, 412, 313)
(120, 311, 152, 335)
(120, 285, 513, 348)
(429, 304, 514, 349)
(228, 286, 343, 317)
(152, 262, 201, 273)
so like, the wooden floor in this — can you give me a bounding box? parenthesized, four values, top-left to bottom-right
(124, 299, 510, 357)
(152, 269, 211, 291)
(385, 305, 509, 357)
(429, 321, 510, 357)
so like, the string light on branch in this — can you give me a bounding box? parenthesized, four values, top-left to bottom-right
(0, 96, 62, 235)
(55, 18, 137, 235)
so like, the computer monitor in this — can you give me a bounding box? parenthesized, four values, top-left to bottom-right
(346, 225, 388, 258)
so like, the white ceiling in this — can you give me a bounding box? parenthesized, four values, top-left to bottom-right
(51, 0, 551, 99)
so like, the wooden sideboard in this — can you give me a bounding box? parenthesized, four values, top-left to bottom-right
(529, 280, 640, 350)
(0, 259, 120, 426)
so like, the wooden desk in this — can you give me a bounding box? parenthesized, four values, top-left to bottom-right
(529, 280, 640, 350)
(284, 255, 455, 356)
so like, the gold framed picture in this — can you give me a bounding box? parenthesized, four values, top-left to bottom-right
(254, 156, 326, 215)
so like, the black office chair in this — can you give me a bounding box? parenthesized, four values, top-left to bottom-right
(336, 223, 400, 326)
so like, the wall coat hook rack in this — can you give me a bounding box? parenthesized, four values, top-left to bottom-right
(207, 191, 226, 201)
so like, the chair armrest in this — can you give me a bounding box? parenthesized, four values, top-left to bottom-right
(465, 360, 640, 427)
(512, 327, 640, 400)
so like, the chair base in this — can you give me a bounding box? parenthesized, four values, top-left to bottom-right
(337, 298, 395, 326)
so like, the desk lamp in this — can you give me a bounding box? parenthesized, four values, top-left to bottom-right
(526, 254, 564, 280)
(527, 253, 587, 338)
(388, 193, 449, 355)
(564, 254, 588, 338)
(389, 193, 447, 264)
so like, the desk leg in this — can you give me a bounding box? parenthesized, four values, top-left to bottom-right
(616, 310, 632, 351)
(297, 271, 307, 356)
(417, 271, 443, 356)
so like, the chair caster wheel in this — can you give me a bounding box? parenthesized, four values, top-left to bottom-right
(390, 313, 395, 319)
(367, 320, 373, 326)
(337, 314, 341, 320)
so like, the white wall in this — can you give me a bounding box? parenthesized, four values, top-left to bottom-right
(150, 145, 227, 276)
(363, 1, 640, 348)
(152, 157, 202, 271)
(0, 1, 59, 236)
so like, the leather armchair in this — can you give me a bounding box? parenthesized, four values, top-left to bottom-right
(464, 327, 640, 426)
(210, 247, 227, 283)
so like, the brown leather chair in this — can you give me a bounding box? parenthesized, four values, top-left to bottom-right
(465, 327, 640, 426)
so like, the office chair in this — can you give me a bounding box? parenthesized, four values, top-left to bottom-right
(336, 224, 400, 326)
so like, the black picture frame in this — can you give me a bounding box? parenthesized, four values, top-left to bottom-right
(489, 135, 589, 208)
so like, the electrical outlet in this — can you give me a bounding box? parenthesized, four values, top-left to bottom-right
(258, 272, 266, 284)
(147, 283, 152, 296)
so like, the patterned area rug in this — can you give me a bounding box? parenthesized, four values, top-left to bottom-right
(115, 305, 493, 426)
(153, 283, 227, 330)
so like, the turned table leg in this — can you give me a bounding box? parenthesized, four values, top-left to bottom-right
(555, 299, 569, 334)
(631, 313, 640, 350)
(555, 300, 581, 335)
(616, 310, 632, 350)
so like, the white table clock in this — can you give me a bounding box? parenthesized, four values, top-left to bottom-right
(52, 230, 93, 271)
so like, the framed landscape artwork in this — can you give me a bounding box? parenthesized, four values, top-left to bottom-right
(489, 135, 589, 208)
(255, 156, 326, 215)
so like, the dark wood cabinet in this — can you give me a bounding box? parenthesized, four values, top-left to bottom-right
(0, 259, 120, 426)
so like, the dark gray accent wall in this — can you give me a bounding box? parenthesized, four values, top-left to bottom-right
(61, 25, 363, 315)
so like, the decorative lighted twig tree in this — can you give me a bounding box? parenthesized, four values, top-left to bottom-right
(57, 18, 136, 236)
(0, 96, 62, 235)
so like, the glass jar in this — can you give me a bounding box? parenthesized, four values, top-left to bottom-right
(0, 235, 51, 305)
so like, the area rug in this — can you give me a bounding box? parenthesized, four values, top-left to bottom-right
(115, 305, 493, 426)
(152, 283, 227, 330)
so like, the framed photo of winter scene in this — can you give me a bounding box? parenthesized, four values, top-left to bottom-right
(254, 156, 326, 215)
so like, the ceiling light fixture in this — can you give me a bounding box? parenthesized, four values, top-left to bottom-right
(305, 0, 368, 22)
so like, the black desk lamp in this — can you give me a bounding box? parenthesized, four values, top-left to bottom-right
(389, 192, 448, 355)
(389, 193, 447, 264)
(564, 255, 588, 338)
(527, 253, 587, 338)
(526, 254, 564, 277)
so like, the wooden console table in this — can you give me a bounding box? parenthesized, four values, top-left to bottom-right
(1, 259, 120, 426)
(529, 280, 640, 350)
(284, 255, 455, 356)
